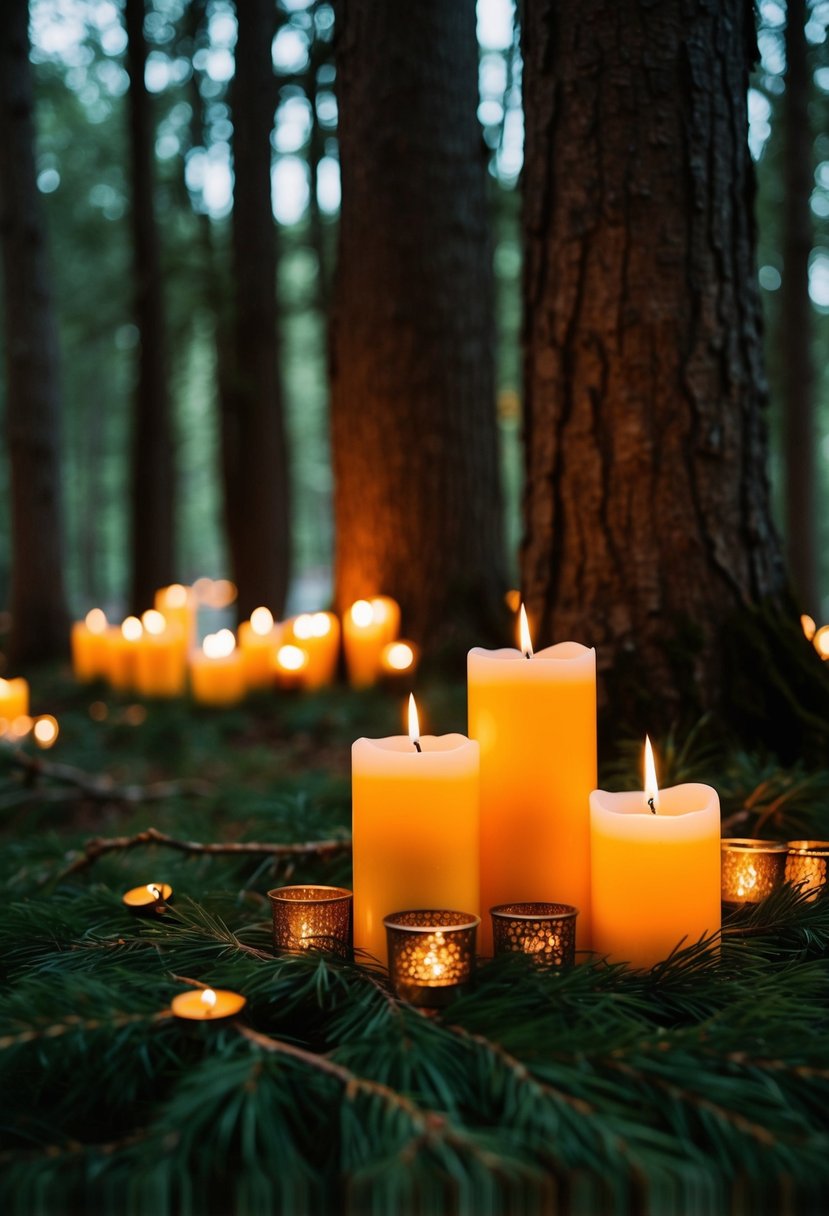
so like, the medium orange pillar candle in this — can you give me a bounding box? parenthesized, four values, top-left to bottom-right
(343, 596, 400, 688)
(70, 609, 109, 681)
(589, 738, 721, 968)
(468, 608, 596, 954)
(189, 630, 246, 706)
(107, 617, 143, 692)
(134, 610, 187, 698)
(154, 584, 197, 648)
(238, 607, 282, 689)
(286, 612, 340, 689)
(352, 695, 479, 967)
(0, 676, 29, 729)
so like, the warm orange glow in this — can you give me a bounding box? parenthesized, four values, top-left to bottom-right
(33, 715, 59, 749)
(89, 701, 108, 722)
(122, 616, 143, 642)
(211, 580, 237, 608)
(85, 608, 107, 634)
(310, 612, 332, 637)
(0, 678, 8, 695)
(350, 599, 374, 628)
(407, 693, 421, 746)
(10, 715, 32, 739)
(142, 609, 166, 636)
(383, 641, 414, 672)
(147, 884, 161, 901)
(814, 625, 829, 659)
(801, 613, 817, 642)
(201, 988, 217, 1010)
(276, 644, 307, 672)
(292, 613, 314, 640)
(203, 629, 236, 659)
(250, 606, 274, 636)
(505, 589, 521, 613)
(519, 604, 534, 658)
(371, 597, 390, 624)
(644, 735, 659, 812)
(163, 584, 189, 609)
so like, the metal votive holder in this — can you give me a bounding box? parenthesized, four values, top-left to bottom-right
(383, 909, 480, 1008)
(490, 902, 578, 967)
(786, 841, 829, 902)
(268, 885, 353, 956)
(720, 839, 788, 907)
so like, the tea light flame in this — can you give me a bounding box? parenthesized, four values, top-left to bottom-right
(408, 693, 421, 751)
(122, 616, 143, 642)
(385, 642, 414, 672)
(736, 864, 757, 898)
(519, 604, 534, 659)
(203, 629, 236, 659)
(146, 884, 161, 901)
(164, 584, 188, 608)
(201, 988, 217, 1011)
(250, 606, 274, 636)
(644, 736, 659, 813)
(351, 599, 374, 628)
(142, 609, 166, 636)
(277, 644, 307, 672)
(85, 608, 107, 634)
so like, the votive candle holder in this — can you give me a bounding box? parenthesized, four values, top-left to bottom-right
(720, 839, 787, 907)
(490, 902, 578, 966)
(268, 885, 352, 956)
(785, 841, 829, 902)
(384, 909, 480, 1008)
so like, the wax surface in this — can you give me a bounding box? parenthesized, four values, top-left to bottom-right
(352, 734, 479, 966)
(238, 620, 282, 689)
(590, 785, 721, 968)
(468, 643, 596, 953)
(0, 677, 29, 725)
(71, 622, 108, 681)
(189, 652, 246, 706)
(135, 631, 187, 698)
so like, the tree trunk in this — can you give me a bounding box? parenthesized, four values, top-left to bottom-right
(782, 0, 817, 614)
(125, 0, 175, 614)
(331, 0, 504, 651)
(521, 0, 824, 752)
(226, 0, 290, 620)
(0, 0, 69, 663)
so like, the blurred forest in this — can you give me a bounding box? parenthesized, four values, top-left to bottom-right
(1, 0, 828, 621)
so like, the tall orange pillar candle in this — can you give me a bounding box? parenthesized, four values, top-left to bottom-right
(590, 739, 721, 968)
(238, 607, 282, 690)
(352, 695, 479, 967)
(0, 677, 29, 729)
(107, 617, 143, 692)
(70, 609, 109, 681)
(468, 609, 596, 954)
(343, 596, 400, 688)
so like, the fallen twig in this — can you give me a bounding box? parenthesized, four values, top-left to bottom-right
(1, 745, 212, 805)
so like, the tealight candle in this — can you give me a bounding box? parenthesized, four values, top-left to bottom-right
(170, 986, 246, 1021)
(0, 676, 29, 728)
(590, 738, 721, 968)
(70, 609, 109, 681)
(189, 630, 246, 706)
(238, 607, 282, 690)
(107, 617, 143, 692)
(122, 882, 173, 914)
(268, 885, 353, 955)
(490, 901, 578, 967)
(785, 841, 829, 901)
(721, 839, 787, 906)
(384, 909, 480, 1007)
(285, 612, 340, 689)
(352, 695, 480, 966)
(273, 643, 309, 690)
(343, 596, 401, 688)
(134, 610, 187, 698)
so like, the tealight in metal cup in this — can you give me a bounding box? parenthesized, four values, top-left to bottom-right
(490, 902, 578, 966)
(268, 885, 353, 956)
(384, 909, 480, 1007)
(720, 839, 787, 907)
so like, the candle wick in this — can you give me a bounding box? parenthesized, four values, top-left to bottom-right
(648, 797, 657, 815)
(413, 740, 422, 753)
(524, 651, 531, 660)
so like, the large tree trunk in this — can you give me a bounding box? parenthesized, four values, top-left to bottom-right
(0, 0, 69, 663)
(521, 0, 824, 753)
(125, 0, 175, 613)
(331, 0, 504, 649)
(226, 0, 290, 620)
(782, 0, 817, 614)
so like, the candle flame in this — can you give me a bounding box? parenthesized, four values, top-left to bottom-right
(293, 613, 314, 640)
(142, 609, 166, 636)
(350, 599, 374, 628)
(519, 604, 534, 659)
(384, 642, 414, 672)
(33, 715, 59, 748)
(201, 988, 217, 1010)
(85, 608, 107, 634)
(277, 644, 307, 672)
(147, 884, 161, 901)
(122, 616, 143, 642)
(801, 613, 817, 642)
(408, 693, 421, 748)
(371, 597, 390, 624)
(736, 864, 757, 898)
(203, 629, 236, 659)
(163, 584, 188, 608)
(311, 612, 331, 636)
(644, 736, 659, 813)
(250, 606, 274, 637)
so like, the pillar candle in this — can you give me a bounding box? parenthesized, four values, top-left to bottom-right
(189, 630, 246, 706)
(343, 596, 400, 688)
(134, 610, 187, 698)
(238, 607, 282, 690)
(70, 609, 109, 681)
(590, 742, 720, 968)
(286, 612, 340, 689)
(154, 584, 197, 648)
(468, 616, 596, 954)
(107, 618, 143, 692)
(0, 676, 29, 729)
(352, 697, 479, 966)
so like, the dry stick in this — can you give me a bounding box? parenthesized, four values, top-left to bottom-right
(2, 745, 212, 804)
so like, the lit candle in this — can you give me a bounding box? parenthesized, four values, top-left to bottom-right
(0, 676, 29, 733)
(273, 643, 309, 690)
(721, 839, 787, 906)
(238, 607, 282, 690)
(170, 986, 246, 1021)
(70, 609, 109, 682)
(589, 738, 721, 968)
(342, 596, 401, 688)
(384, 909, 480, 1006)
(813, 626, 829, 661)
(133, 610, 187, 699)
(122, 882, 173, 914)
(380, 640, 420, 683)
(785, 840, 829, 901)
(106, 618, 143, 692)
(268, 885, 353, 955)
(352, 694, 480, 966)
(468, 606, 596, 953)
(154, 584, 197, 648)
(189, 630, 246, 706)
(285, 611, 340, 689)
(32, 715, 59, 749)
(490, 901, 579, 967)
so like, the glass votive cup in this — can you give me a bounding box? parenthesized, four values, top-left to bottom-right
(785, 841, 829, 902)
(720, 839, 788, 907)
(490, 902, 578, 966)
(267, 885, 353, 956)
(383, 910, 480, 1008)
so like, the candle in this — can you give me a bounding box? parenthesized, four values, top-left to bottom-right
(122, 882, 173, 914)
(133, 610, 187, 699)
(154, 584, 197, 648)
(352, 694, 480, 966)
(107, 617, 143, 692)
(286, 612, 340, 689)
(238, 607, 282, 690)
(189, 630, 246, 706)
(170, 987, 246, 1021)
(273, 643, 309, 690)
(589, 739, 721, 968)
(814, 627, 829, 661)
(468, 607, 596, 953)
(32, 715, 59, 749)
(380, 640, 420, 683)
(721, 839, 787, 906)
(384, 909, 480, 1006)
(785, 841, 829, 901)
(268, 885, 353, 955)
(70, 609, 109, 681)
(0, 676, 29, 732)
(490, 901, 578, 967)
(343, 596, 401, 688)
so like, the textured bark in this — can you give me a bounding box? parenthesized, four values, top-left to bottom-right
(226, 0, 290, 620)
(0, 0, 69, 662)
(125, 0, 175, 613)
(331, 0, 504, 649)
(521, 0, 791, 729)
(782, 0, 817, 613)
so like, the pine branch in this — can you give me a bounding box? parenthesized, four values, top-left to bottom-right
(0, 1008, 171, 1051)
(1, 744, 212, 805)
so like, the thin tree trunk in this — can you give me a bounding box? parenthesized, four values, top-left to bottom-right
(227, 0, 290, 620)
(0, 0, 69, 662)
(125, 0, 175, 614)
(782, 0, 817, 613)
(331, 0, 504, 649)
(520, 0, 817, 749)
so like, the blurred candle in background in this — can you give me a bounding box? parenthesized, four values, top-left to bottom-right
(134, 610, 187, 698)
(343, 596, 401, 688)
(238, 606, 281, 690)
(70, 608, 109, 682)
(189, 629, 246, 706)
(107, 617, 143, 693)
(286, 611, 340, 689)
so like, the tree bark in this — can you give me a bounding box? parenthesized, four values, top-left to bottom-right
(331, 0, 504, 650)
(0, 0, 69, 662)
(125, 0, 176, 613)
(521, 0, 818, 746)
(226, 0, 291, 620)
(782, 0, 817, 614)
